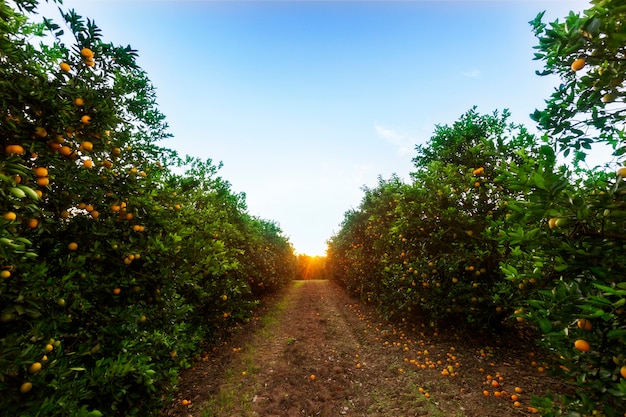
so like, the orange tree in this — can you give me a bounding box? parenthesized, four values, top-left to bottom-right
(492, 1, 626, 414)
(327, 109, 539, 327)
(530, 0, 626, 161)
(0, 2, 295, 416)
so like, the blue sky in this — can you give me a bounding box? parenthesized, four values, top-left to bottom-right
(37, 0, 589, 256)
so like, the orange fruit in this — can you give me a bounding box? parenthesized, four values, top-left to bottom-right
(34, 167, 48, 177)
(620, 366, 626, 378)
(68, 242, 78, 251)
(513, 401, 521, 407)
(574, 339, 590, 352)
(113, 288, 121, 295)
(80, 47, 94, 59)
(83, 159, 94, 169)
(74, 97, 84, 106)
(5, 144, 25, 155)
(3, 212, 17, 221)
(20, 382, 33, 393)
(483, 390, 490, 397)
(90, 210, 99, 219)
(577, 318, 592, 331)
(0, 270, 11, 279)
(60, 62, 71, 72)
(27, 218, 39, 229)
(571, 58, 586, 72)
(514, 387, 523, 394)
(29, 362, 42, 373)
(548, 218, 558, 229)
(84, 59, 95, 67)
(181, 399, 190, 406)
(58, 146, 72, 156)
(510, 394, 519, 401)
(472, 167, 485, 176)
(45, 344, 53, 352)
(80, 115, 92, 124)
(81, 141, 94, 151)
(36, 177, 50, 187)
(309, 374, 316, 381)
(34, 127, 48, 138)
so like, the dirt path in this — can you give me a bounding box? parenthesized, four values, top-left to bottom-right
(160, 280, 569, 417)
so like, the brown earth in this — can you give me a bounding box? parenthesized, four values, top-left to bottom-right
(160, 280, 571, 417)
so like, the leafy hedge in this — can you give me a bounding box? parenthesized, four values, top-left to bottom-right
(0, 2, 296, 416)
(328, 1, 626, 414)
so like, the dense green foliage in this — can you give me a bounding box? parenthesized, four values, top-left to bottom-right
(328, 1, 626, 415)
(0, 1, 295, 416)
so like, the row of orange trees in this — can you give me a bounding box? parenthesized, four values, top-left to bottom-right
(327, 1, 626, 415)
(0, 1, 296, 416)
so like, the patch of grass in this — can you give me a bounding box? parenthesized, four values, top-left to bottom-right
(199, 284, 298, 417)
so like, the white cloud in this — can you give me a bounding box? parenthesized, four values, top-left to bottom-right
(462, 69, 481, 78)
(374, 124, 417, 157)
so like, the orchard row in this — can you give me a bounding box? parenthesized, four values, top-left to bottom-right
(327, 2, 626, 415)
(1, 2, 296, 416)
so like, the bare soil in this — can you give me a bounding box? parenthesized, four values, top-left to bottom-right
(160, 280, 571, 417)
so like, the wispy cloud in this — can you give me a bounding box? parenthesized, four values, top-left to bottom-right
(374, 124, 417, 156)
(462, 69, 481, 78)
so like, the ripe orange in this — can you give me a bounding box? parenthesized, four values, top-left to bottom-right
(510, 394, 519, 401)
(90, 210, 99, 219)
(5, 144, 25, 155)
(548, 218, 558, 229)
(58, 146, 72, 156)
(68, 242, 78, 251)
(27, 218, 39, 229)
(577, 318, 592, 331)
(34, 127, 48, 138)
(60, 62, 71, 72)
(514, 387, 523, 394)
(34, 167, 48, 177)
(472, 167, 485, 176)
(84, 59, 95, 67)
(29, 362, 42, 373)
(20, 382, 33, 393)
(74, 97, 84, 106)
(45, 343, 53, 352)
(83, 159, 94, 169)
(309, 374, 316, 381)
(3, 212, 17, 221)
(620, 365, 626, 378)
(113, 288, 121, 295)
(571, 58, 586, 72)
(181, 399, 190, 406)
(574, 339, 591, 352)
(81, 141, 94, 151)
(80, 115, 92, 124)
(81, 47, 94, 59)
(36, 177, 50, 187)
(0, 270, 11, 279)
